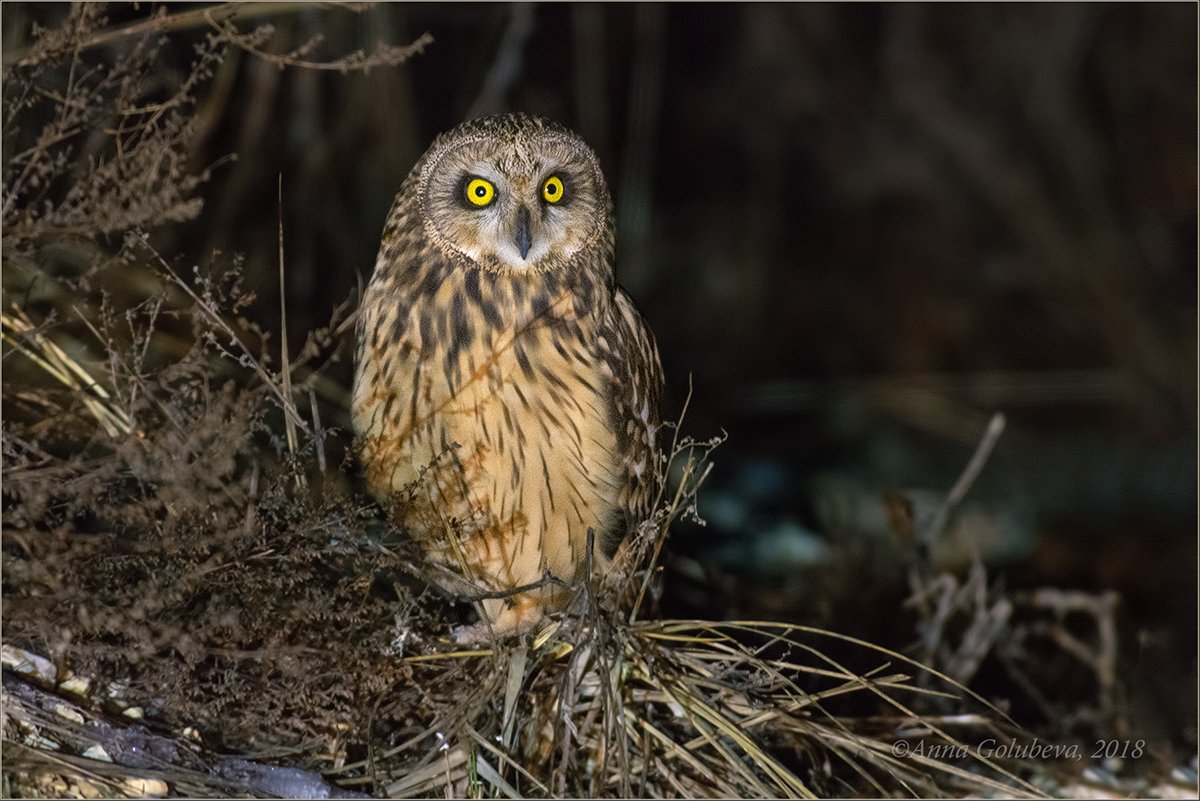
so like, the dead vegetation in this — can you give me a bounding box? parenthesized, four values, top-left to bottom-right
(1, 255, 1048, 796)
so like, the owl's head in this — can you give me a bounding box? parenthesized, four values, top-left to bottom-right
(415, 113, 611, 275)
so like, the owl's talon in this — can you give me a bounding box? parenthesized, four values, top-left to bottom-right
(450, 622, 492, 644)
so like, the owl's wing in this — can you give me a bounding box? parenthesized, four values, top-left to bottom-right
(601, 286, 665, 529)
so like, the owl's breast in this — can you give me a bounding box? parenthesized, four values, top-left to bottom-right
(353, 274, 623, 585)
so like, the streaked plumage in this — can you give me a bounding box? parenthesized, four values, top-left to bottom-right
(353, 113, 663, 638)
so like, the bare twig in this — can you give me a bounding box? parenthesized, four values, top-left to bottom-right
(210, 13, 433, 74)
(923, 411, 1006, 547)
(1022, 588, 1121, 724)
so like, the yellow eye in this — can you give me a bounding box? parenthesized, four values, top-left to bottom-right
(465, 178, 495, 207)
(542, 175, 564, 204)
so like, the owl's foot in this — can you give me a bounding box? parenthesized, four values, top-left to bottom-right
(453, 595, 546, 643)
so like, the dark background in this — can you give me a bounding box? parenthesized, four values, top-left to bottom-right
(4, 1, 1197, 759)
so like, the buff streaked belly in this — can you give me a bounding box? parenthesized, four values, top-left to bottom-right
(354, 317, 622, 602)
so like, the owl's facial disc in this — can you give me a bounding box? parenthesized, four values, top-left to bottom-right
(423, 135, 605, 274)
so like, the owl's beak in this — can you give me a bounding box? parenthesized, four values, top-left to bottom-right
(514, 205, 532, 260)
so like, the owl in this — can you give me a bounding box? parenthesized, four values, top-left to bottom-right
(353, 113, 664, 640)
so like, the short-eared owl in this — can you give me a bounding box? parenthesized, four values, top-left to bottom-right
(353, 113, 663, 639)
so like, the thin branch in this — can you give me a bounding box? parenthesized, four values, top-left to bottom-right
(465, 4, 534, 118)
(210, 14, 433, 74)
(462, 569, 572, 603)
(922, 411, 1006, 546)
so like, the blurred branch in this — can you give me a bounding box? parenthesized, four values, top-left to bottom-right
(616, 3, 665, 294)
(572, 5, 610, 159)
(740, 369, 1134, 413)
(1018, 589, 1121, 728)
(923, 412, 1005, 549)
(465, 3, 534, 119)
(737, 369, 1131, 448)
